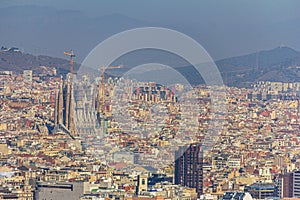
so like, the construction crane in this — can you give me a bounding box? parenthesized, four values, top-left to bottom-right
(63, 50, 76, 136)
(64, 50, 76, 79)
(95, 65, 122, 136)
(97, 65, 122, 114)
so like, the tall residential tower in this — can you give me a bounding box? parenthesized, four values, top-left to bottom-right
(174, 142, 203, 197)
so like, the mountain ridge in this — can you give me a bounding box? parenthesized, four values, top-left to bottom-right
(0, 50, 79, 75)
(216, 46, 300, 86)
(0, 46, 300, 87)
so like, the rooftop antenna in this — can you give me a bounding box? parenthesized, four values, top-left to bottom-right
(256, 50, 259, 71)
(280, 43, 285, 48)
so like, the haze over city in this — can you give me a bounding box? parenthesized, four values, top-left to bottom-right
(0, 1, 300, 200)
(0, 0, 299, 61)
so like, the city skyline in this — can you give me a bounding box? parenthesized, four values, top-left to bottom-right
(0, 1, 300, 200)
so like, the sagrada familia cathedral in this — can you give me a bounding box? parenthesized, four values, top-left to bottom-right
(54, 74, 77, 137)
(53, 50, 102, 140)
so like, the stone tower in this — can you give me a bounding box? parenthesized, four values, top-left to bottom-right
(54, 74, 77, 137)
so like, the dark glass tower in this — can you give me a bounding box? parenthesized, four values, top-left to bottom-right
(174, 143, 203, 197)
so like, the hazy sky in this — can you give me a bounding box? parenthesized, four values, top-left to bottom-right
(1, 0, 299, 61)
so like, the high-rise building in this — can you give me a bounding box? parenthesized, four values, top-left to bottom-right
(278, 173, 293, 198)
(293, 171, 300, 197)
(174, 143, 203, 197)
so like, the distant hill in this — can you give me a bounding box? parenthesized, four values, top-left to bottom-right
(174, 46, 300, 87)
(0, 50, 79, 75)
(1, 46, 300, 87)
(216, 46, 300, 87)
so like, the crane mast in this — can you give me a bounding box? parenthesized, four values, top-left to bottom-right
(63, 50, 76, 136)
(64, 50, 75, 80)
(97, 65, 122, 114)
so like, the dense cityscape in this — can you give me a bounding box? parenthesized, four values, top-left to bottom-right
(1, 1, 300, 200)
(0, 59, 300, 199)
